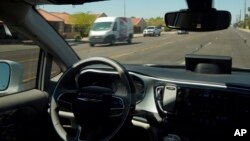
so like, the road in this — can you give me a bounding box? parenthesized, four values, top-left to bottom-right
(74, 28, 250, 68)
(0, 28, 250, 89)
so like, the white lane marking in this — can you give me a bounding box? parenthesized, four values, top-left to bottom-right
(180, 42, 212, 65)
(203, 42, 212, 48)
(180, 61, 185, 65)
(112, 51, 135, 58)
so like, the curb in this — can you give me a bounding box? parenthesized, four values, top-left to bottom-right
(238, 28, 250, 33)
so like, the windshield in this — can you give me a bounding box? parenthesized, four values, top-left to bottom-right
(92, 22, 113, 31)
(38, 0, 250, 69)
(146, 27, 155, 29)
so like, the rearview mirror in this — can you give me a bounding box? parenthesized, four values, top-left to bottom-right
(165, 9, 231, 31)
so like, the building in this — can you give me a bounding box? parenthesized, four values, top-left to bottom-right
(49, 12, 80, 38)
(37, 9, 109, 38)
(50, 12, 73, 33)
(132, 18, 147, 33)
(1, 10, 110, 39)
(38, 9, 65, 34)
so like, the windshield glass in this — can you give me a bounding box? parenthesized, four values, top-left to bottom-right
(146, 27, 155, 29)
(92, 22, 113, 31)
(38, 0, 250, 69)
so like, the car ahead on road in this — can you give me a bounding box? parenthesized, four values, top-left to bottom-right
(89, 17, 133, 46)
(0, 0, 250, 141)
(177, 30, 189, 34)
(143, 26, 161, 37)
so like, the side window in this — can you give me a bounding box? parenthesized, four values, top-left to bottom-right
(113, 22, 117, 31)
(51, 61, 61, 78)
(0, 21, 40, 95)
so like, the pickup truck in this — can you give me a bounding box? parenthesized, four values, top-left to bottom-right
(143, 26, 161, 37)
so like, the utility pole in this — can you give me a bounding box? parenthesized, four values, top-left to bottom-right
(244, 0, 247, 28)
(240, 9, 242, 21)
(124, 0, 126, 17)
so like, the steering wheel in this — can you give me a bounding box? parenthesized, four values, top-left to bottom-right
(50, 57, 136, 141)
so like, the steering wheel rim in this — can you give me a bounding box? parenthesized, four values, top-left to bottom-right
(50, 57, 136, 141)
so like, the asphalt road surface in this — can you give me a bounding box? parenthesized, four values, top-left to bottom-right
(74, 28, 250, 68)
(0, 28, 250, 89)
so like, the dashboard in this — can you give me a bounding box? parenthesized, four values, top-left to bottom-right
(127, 65, 250, 141)
(59, 65, 250, 141)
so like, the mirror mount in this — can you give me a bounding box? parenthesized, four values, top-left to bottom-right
(187, 0, 213, 11)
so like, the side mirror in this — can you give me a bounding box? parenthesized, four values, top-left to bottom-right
(0, 62, 10, 91)
(165, 9, 231, 31)
(0, 60, 23, 95)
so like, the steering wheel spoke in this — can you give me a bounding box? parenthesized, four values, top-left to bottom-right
(57, 89, 78, 110)
(75, 126, 83, 141)
(110, 96, 125, 117)
(74, 125, 104, 141)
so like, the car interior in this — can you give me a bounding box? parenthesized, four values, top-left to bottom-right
(0, 0, 250, 141)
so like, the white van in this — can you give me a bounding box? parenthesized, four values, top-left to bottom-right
(89, 17, 133, 46)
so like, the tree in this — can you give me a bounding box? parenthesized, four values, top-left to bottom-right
(70, 12, 96, 37)
(246, 17, 250, 28)
(244, 7, 250, 29)
(146, 17, 165, 27)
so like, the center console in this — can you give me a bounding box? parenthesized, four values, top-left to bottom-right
(154, 83, 250, 141)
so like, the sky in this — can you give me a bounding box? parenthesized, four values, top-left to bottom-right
(40, 0, 250, 23)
